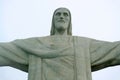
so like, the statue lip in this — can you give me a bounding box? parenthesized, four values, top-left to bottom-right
(58, 19, 65, 23)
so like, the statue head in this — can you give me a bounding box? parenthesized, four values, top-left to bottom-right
(50, 7, 72, 35)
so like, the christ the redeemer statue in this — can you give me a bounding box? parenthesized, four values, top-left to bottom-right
(0, 7, 120, 80)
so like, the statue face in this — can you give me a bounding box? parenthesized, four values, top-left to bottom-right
(54, 8, 70, 31)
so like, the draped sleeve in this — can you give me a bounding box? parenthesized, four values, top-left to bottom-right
(90, 39, 120, 71)
(0, 37, 52, 72)
(0, 39, 31, 72)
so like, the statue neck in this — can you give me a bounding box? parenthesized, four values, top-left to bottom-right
(54, 28, 67, 35)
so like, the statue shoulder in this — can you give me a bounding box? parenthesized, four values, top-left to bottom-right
(73, 35, 92, 42)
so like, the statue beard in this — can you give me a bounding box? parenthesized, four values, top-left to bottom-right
(56, 26, 65, 31)
(55, 25, 67, 34)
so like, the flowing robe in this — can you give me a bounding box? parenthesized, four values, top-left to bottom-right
(0, 36, 120, 80)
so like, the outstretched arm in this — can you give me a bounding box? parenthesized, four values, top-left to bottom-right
(0, 41, 28, 72)
(12, 37, 73, 59)
(90, 39, 120, 71)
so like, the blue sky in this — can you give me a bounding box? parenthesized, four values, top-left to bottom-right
(0, 0, 120, 80)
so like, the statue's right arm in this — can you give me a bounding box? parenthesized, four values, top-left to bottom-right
(0, 42, 29, 72)
(12, 38, 70, 59)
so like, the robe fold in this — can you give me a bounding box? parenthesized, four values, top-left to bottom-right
(0, 36, 120, 80)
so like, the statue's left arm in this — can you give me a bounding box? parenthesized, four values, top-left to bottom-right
(90, 39, 120, 71)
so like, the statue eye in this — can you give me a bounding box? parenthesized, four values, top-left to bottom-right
(64, 13, 68, 17)
(56, 12, 61, 16)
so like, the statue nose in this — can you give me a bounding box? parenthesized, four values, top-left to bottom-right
(60, 14, 64, 19)
(60, 17, 63, 19)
